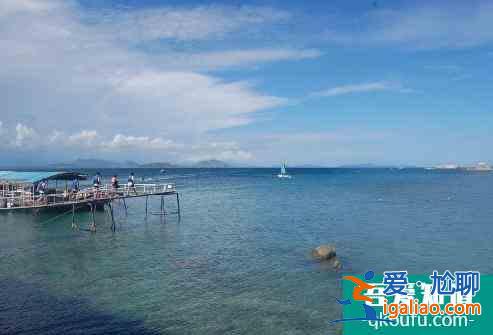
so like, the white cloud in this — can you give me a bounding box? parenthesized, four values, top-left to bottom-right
(0, 0, 60, 16)
(15, 123, 37, 146)
(0, 0, 299, 162)
(92, 5, 291, 42)
(67, 130, 98, 147)
(164, 49, 322, 70)
(324, 2, 493, 49)
(113, 71, 285, 133)
(49, 130, 181, 152)
(184, 141, 254, 162)
(200, 49, 321, 64)
(101, 134, 182, 151)
(216, 149, 254, 162)
(0, 122, 255, 163)
(48, 130, 63, 143)
(313, 81, 413, 97)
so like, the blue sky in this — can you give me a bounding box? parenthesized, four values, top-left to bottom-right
(1, 0, 492, 166)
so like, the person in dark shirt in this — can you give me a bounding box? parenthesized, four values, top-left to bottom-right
(127, 172, 137, 195)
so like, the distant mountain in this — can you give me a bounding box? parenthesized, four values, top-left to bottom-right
(336, 163, 410, 168)
(51, 158, 138, 169)
(138, 162, 178, 168)
(47, 158, 230, 169)
(123, 160, 141, 168)
(293, 164, 327, 168)
(337, 163, 382, 168)
(192, 160, 231, 168)
(337, 163, 421, 169)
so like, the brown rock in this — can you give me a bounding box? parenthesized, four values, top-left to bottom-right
(311, 244, 336, 260)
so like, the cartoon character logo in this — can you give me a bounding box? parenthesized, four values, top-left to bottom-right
(331, 270, 393, 324)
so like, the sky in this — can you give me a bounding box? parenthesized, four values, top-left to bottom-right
(1, 0, 492, 166)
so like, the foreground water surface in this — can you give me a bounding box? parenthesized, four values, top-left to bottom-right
(1, 168, 492, 334)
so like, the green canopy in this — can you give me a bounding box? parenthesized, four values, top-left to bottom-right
(0, 171, 87, 184)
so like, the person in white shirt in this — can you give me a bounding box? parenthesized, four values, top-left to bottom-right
(127, 172, 137, 194)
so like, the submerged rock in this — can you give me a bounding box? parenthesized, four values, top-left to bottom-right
(330, 257, 342, 270)
(311, 244, 336, 260)
(312, 244, 341, 270)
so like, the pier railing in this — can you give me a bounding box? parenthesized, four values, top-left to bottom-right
(0, 183, 176, 209)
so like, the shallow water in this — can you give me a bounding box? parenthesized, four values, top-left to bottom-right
(1, 168, 492, 334)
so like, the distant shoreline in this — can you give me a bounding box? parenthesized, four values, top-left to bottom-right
(0, 166, 472, 171)
(2, 164, 491, 171)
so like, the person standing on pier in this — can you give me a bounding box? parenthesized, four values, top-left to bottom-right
(37, 180, 47, 195)
(93, 172, 102, 198)
(71, 177, 80, 200)
(93, 172, 101, 188)
(127, 172, 137, 195)
(36, 180, 48, 204)
(71, 178, 79, 192)
(111, 175, 119, 194)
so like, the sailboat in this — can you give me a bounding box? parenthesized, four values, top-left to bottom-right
(277, 162, 292, 179)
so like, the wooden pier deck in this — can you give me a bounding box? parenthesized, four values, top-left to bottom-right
(1, 183, 181, 232)
(1, 171, 181, 232)
(0, 183, 179, 213)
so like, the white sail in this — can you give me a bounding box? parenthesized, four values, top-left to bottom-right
(277, 162, 291, 178)
(280, 163, 286, 175)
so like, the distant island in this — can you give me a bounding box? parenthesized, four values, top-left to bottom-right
(430, 162, 492, 171)
(2, 158, 492, 170)
(137, 162, 179, 169)
(42, 158, 232, 169)
(52, 159, 141, 169)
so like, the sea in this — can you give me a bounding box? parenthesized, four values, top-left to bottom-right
(1, 168, 492, 334)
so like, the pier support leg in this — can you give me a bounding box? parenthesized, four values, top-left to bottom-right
(176, 193, 181, 219)
(108, 201, 116, 232)
(89, 203, 97, 232)
(71, 203, 78, 230)
(145, 195, 148, 218)
(122, 198, 128, 216)
(160, 196, 165, 223)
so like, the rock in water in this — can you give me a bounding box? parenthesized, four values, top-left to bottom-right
(311, 245, 336, 260)
(330, 257, 342, 270)
(312, 245, 342, 270)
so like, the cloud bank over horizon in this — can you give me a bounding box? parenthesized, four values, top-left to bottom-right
(0, 0, 307, 164)
(1, 0, 492, 166)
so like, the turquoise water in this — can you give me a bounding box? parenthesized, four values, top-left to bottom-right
(1, 168, 493, 334)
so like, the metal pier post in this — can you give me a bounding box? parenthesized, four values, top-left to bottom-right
(160, 196, 165, 223)
(71, 203, 77, 230)
(122, 198, 128, 216)
(108, 201, 116, 232)
(145, 195, 148, 218)
(90, 203, 97, 232)
(176, 193, 181, 219)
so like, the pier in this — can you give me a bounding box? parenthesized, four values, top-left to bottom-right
(0, 171, 181, 232)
